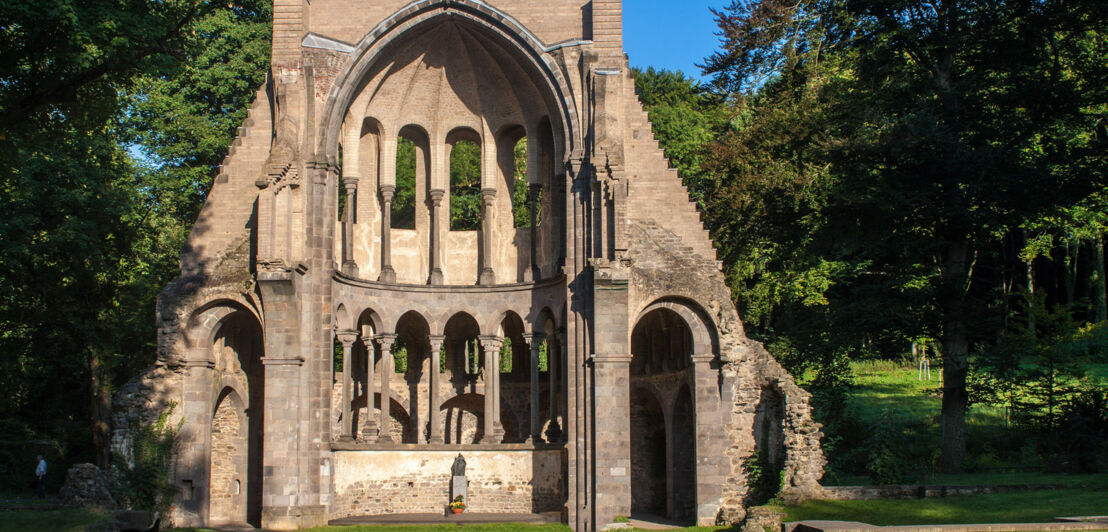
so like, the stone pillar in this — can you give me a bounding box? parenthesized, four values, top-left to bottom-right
(692, 354, 725, 525)
(376, 333, 397, 443)
(478, 188, 496, 285)
(360, 335, 378, 443)
(428, 189, 445, 285)
(591, 353, 632, 524)
(341, 177, 358, 275)
(336, 330, 358, 442)
(378, 185, 397, 283)
(545, 335, 560, 442)
(254, 180, 275, 262)
(524, 333, 544, 443)
(591, 261, 632, 525)
(478, 335, 503, 443)
(428, 335, 445, 443)
(527, 184, 542, 282)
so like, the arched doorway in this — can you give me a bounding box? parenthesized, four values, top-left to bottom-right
(208, 311, 263, 527)
(630, 307, 696, 523)
(209, 389, 246, 524)
(751, 385, 786, 503)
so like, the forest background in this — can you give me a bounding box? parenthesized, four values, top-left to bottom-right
(1, 0, 1107, 497)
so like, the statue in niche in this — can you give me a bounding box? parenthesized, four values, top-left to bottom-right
(451, 454, 466, 477)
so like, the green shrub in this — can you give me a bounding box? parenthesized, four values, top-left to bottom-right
(745, 449, 784, 504)
(114, 404, 179, 515)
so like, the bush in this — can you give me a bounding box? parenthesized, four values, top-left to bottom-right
(1047, 388, 1108, 473)
(113, 405, 179, 515)
(745, 449, 784, 504)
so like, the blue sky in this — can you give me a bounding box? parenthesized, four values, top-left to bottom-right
(623, 0, 730, 82)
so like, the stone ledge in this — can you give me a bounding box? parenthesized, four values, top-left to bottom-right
(821, 483, 1068, 501)
(786, 521, 1106, 532)
(330, 441, 566, 452)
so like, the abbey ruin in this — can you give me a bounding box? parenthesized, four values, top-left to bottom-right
(113, 1, 825, 529)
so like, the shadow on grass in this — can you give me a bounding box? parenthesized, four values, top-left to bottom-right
(0, 507, 110, 532)
(785, 486, 1108, 526)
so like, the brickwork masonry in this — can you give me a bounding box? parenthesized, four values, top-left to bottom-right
(330, 450, 564, 519)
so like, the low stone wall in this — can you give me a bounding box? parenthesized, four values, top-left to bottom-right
(821, 483, 1066, 500)
(330, 448, 564, 519)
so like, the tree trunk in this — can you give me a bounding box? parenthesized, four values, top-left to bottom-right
(1095, 230, 1106, 322)
(1064, 239, 1077, 305)
(89, 353, 112, 469)
(1025, 229, 1036, 336)
(939, 237, 971, 473)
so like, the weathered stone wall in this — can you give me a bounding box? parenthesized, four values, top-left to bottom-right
(304, 0, 591, 54)
(208, 396, 243, 523)
(111, 365, 186, 466)
(330, 450, 564, 518)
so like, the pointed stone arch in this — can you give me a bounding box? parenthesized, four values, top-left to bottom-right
(316, 0, 581, 165)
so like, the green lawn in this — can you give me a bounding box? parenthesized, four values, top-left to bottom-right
(170, 525, 573, 532)
(0, 508, 110, 532)
(785, 487, 1108, 525)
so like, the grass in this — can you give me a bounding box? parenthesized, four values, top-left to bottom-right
(785, 486, 1108, 525)
(170, 526, 573, 532)
(0, 507, 110, 532)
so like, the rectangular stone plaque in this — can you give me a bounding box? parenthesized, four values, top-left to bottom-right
(451, 475, 467, 502)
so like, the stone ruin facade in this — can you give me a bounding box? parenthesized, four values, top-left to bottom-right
(113, 1, 825, 529)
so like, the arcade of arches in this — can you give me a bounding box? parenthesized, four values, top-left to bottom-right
(112, 2, 826, 531)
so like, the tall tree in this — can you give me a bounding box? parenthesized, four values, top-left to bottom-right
(705, 0, 1108, 471)
(0, 0, 271, 473)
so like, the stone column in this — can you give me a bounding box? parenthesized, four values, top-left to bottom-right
(428, 335, 445, 443)
(336, 330, 358, 442)
(545, 334, 562, 442)
(360, 335, 378, 443)
(376, 333, 397, 442)
(591, 352, 633, 524)
(524, 333, 544, 443)
(478, 188, 497, 285)
(478, 335, 503, 443)
(341, 177, 359, 275)
(527, 184, 542, 282)
(378, 185, 397, 283)
(692, 353, 725, 525)
(428, 189, 445, 285)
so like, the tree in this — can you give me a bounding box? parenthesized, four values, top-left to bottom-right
(0, 0, 271, 474)
(705, 0, 1108, 471)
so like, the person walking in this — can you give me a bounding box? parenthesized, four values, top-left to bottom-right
(34, 455, 46, 499)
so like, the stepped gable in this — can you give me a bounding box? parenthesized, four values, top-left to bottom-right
(180, 83, 274, 277)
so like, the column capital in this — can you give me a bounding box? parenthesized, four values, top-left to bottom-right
(335, 329, 358, 346)
(521, 332, 546, 346)
(375, 333, 398, 351)
(528, 183, 543, 195)
(478, 335, 503, 351)
(481, 187, 497, 202)
(428, 334, 446, 349)
(428, 188, 445, 206)
(379, 184, 396, 202)
(342, 176, 359, 190)
(691, 353, 715, 364)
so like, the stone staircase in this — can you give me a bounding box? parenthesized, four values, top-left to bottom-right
(181, 83, 273, 275)
(621, 71, 720, 269)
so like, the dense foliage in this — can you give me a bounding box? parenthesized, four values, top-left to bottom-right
(635, 0, 1108, 478)
(0, 0, 270, 491)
